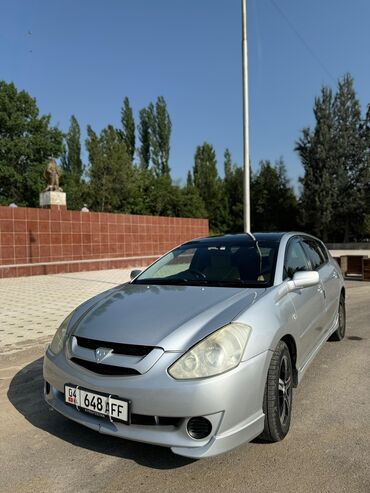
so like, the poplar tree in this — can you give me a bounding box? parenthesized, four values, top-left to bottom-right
(138, 108, 151, 169)
(86, 125, 131, 212)
(224, 148, 232, 179)
(121, 97, 135, 163)
(179, 170, 207, 218)
(186, 170, 194, 187)
(223, 149, 244, 233)
(193, 143, 226, 232)
(61, 115, 84, 209)
(149, 97, 172, 177)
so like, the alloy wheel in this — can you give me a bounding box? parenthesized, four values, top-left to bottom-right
(278, 355, 292, 427)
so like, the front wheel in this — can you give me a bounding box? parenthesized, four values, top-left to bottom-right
(328, 294, 346, 341)
(259, 340, 293, 442)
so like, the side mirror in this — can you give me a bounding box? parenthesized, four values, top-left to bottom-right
(130, 269, 142, 280)
(288, 271, 319, 290)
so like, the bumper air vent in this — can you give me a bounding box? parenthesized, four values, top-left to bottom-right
(131, 414, 182, 426)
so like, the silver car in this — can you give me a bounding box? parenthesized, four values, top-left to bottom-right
(43, 232, 345, 458)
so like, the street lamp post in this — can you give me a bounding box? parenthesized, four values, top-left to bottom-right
(242, 0, 250, 232)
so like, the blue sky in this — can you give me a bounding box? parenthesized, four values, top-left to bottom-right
(1, 0, 370, 189)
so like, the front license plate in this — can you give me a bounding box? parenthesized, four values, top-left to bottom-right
(64, 385, 130, 424)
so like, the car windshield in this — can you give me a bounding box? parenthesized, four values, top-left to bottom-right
(133, 239, 279, 288)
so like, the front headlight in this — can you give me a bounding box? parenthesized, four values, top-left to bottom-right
(49, 312, 74, 355)
(168, 323, 252, 380)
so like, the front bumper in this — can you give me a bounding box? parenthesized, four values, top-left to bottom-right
(43, 348, 272, 458)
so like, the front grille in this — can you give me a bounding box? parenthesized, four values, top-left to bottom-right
(70, 357, 140, 376)
(75, 336, 155, 357)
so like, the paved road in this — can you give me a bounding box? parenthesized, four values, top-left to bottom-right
(0, 269, 131, 351)
(0, 275, 369, 493)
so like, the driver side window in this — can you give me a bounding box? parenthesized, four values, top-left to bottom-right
(284, 240, 310, 280)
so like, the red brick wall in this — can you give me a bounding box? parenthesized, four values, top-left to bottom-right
(0, 206, 209, 278)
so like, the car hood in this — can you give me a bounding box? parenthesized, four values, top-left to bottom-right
(71, 283, 266, 351)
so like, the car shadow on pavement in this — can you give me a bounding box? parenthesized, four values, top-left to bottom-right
(7, 357, 195, 470)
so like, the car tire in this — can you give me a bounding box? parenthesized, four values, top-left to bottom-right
(259, 340, 293, 442)
(328, 294, 346, 341)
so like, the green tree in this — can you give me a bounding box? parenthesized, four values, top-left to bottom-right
(61, 115, 85, 210)
(86, 125, 132, 212)
(176, 173, 207, 219)
(360, 104, 370, 238)
(121, 97, 135, 163)
(123, 168, 153, 215)
(149, 97, 172, 177)
(224, 148, 232, 180)
(178, 187, 207, 218)
(296, 86, 336, 241)
(126, 169, 188, 218)
(186, 170, 193, 187)
(251, 159, 298, 232)
(0, 81, 63, 206)
(145, 174, 178, 216)
(223, 149, 244, 233)
(332, 74, 368, 241)
(297, 74, 369, 241)
(138, 108, 151, 169)
(193, 143, 226, 233)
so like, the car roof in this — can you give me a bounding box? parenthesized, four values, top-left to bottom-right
(253, 232, 286, 242)
(184, 232, 286, 246)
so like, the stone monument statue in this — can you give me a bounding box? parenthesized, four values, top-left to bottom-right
(44, 159, 63, 192)
(39, 159, 67, 208)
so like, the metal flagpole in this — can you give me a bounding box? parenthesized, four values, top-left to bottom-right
(242, 0, 250, 232)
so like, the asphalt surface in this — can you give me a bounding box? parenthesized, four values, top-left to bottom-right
(0, 281, 369, 493)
